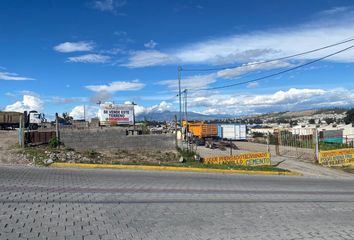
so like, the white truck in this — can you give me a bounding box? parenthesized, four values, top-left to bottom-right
(0, 110, 46, 130)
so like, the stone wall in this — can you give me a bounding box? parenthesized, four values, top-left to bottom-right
(60, 128, 176, 151)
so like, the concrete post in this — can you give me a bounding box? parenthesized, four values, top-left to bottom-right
(266, 132, 270, 153)
(274, 129, 280, 156)
(19, 114, 25, 148)
(314, 128, 319, 163)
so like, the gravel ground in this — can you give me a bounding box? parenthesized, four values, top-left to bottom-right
(195, 145, 248, 158)
(0, 130, 30, 165)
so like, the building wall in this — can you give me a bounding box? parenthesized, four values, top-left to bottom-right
(60, 128, 176, 151)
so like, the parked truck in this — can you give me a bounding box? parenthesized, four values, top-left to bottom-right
(0, 111, 46, 130)
(182, 121, 218, 145)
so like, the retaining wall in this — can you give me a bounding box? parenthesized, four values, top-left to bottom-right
(60, 128, 176, 151)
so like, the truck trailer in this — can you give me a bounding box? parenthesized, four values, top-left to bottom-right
(183, 121, 218, 138)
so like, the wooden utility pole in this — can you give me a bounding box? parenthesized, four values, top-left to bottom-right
(55, 113, 60, 148)
(184, 89, 189, 151)
(19, 114, 25, 148)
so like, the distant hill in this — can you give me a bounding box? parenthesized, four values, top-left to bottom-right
(247, 108, 348, 119)
(136, 111, 233, 121)
(135, 108, 349, 122)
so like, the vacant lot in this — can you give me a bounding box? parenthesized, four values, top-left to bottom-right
(0, 130, 30, 164)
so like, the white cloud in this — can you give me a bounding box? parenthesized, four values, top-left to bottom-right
(123, 8, 354, 67)
(186, 88, 354, 115)
(247, 82, 259, 88)
(69, 105, 98, 120)
(90, 0, 126, 13)
(243, 88, 326, 106)
(144, 40, 158, 49)
(85, 80, 145, 92)
(156, 60, 293, 91)
(54, 41, 94, 53)
(90, 91, 112, 103)
(50, 96, 87, 104)
(158, 74, 216, 90)
(67, 54, 110, 63)
(216, 60, 293, 79)
(5, 95, 43, 112)
(134, 101, 173, 116)
(0, 71, 34, 81)
(122, 50, 176, 68)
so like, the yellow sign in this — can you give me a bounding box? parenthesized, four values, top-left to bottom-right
(319, 148, 354, 166)
(202, 152, 271, 166)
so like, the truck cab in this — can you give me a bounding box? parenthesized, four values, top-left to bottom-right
(27, 111, 46, 129)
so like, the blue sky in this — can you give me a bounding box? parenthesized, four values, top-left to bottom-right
(1, 0, 354, 119)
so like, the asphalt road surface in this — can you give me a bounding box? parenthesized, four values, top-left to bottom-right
(1, 166, 354, 240)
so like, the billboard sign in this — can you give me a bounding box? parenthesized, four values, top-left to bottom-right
(98, 103, 134, 125)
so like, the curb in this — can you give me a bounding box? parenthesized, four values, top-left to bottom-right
(50, 163, 302, 176)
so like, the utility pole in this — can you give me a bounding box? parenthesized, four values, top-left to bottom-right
(184, 89, 189, 151)
(174, 114, 178, 148)
(83, 104, 86, 121)
(178, 65, 182, 131)
(55, 113, 60, 148)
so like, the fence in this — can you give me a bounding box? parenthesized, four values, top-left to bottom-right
(248, 128, 317, 162)
(249, 128, 354, 164)
(24, 131, 56, 145)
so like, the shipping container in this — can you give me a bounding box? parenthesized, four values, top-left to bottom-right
(217, 124, 247, 140)
(184, 121, 218, 138)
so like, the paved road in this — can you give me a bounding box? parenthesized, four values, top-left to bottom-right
(1, 166, 354, 240)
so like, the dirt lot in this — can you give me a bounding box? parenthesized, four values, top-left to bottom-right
(0, 130, 30, 165)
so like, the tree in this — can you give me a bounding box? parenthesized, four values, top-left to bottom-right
(290, 120, 298, 127)
(61, 112, 73, 124)
(324, 118, 335, 125)
(308, 119, 315, 124)
(344, 108, 354, 124)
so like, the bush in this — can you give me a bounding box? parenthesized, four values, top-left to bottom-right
(177, 147, 197, 162)
(48, 137, 59, 148)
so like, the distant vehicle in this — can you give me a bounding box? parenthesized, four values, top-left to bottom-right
(0, 110, 46, 130)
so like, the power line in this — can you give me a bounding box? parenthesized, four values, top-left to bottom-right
(159, 38, 354, 106)
(181, 37, 354, 72)
(192, 44, 354, 91)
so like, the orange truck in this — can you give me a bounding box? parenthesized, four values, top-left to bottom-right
(183, 121, 217, 138)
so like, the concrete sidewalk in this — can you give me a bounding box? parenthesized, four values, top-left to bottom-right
(273, 156, 354, 179)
